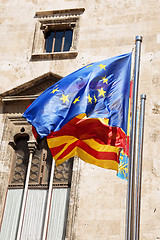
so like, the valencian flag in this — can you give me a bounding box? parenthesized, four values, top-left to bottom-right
(23, 52, 132, 171)
(117, 81, 133, 180)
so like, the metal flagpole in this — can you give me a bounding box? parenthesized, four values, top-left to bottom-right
(16, 141, 37, 240)
(42, 158, 55, 240)
(126, 35, 143, 240)
(135, 94, 146, 240)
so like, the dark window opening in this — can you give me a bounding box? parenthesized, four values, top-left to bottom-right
(45, 29, 73, 53)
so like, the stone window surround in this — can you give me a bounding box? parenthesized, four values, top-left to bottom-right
(0, 113, 81, 239)
(0, 73, 82, 238)
(31, 8, 85, 61)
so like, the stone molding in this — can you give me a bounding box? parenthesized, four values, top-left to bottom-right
(35, 8, 85, 18)
(0, 72, 62, 99)
(31, 51, 78, 61)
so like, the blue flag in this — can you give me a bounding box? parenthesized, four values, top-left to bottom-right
(23, 53, 132, 138)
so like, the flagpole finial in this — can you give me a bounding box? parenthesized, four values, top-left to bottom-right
(140, 94, 146, 100)
(135, 36, 143, 42)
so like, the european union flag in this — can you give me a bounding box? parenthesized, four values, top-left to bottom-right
(23, 53, 132, 138)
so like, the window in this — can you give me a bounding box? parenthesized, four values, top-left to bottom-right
(0, 75, 81, 239)
(0, 135, 73, 239)
(31, 8, 85, 60)
(45, 29, 73, 53)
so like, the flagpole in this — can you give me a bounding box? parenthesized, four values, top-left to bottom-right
(135, 94, 146, 240)
(126, 35, 142, 240)
(42, 158, 55, 240)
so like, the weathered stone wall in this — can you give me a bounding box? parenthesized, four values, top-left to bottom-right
(0, 0, 160, 239)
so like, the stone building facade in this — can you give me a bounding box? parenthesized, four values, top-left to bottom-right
(0, 0, 160, 239)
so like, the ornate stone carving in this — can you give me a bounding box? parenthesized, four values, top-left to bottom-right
(9, 135, 29, 187)
(53, 159, 73, 186)
(9, 137, 73, 189)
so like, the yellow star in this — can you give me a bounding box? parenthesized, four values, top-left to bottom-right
(94, 95, 97, 103)
(51, 87, 59, 94)
(87, 94, 92, 104)
(60, 94, 69, 103)
(98, 87, 106, 97)
(98, 64, 106, 70)
(73, 96, 80, 104)
(86, 64, 92, 68)
(102, 76, 108, 84)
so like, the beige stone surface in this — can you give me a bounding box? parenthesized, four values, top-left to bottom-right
(0, 0, 160, 239)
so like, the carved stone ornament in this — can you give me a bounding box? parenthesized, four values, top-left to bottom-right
(9, 137, 73, 189)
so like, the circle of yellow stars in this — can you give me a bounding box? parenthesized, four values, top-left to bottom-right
(50, 62, 109, 105)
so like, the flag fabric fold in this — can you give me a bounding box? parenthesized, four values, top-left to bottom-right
(24, 52, 132, 172)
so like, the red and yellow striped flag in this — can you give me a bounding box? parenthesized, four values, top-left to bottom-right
(47, 114, 128, 171)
